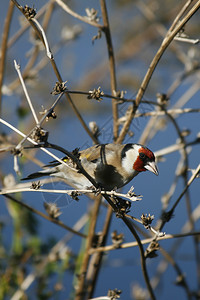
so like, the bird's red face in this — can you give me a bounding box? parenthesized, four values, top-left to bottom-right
(133, 146, 158, 175)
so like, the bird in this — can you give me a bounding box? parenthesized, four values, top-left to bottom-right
(22, 143, 159, 191)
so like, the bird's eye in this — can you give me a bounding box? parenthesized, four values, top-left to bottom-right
(139, 153, 146, 159)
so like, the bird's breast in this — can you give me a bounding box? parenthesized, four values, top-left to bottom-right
(94, 163, 124, 190)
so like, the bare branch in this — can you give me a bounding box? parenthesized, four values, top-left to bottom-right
(54, 0, 103, 29)
(14, 60, 39, 124)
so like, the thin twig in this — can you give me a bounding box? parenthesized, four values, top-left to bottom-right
(14, 60, 39, 124)
(54, 0, 103, 29)
(167, 164, 200, 223)
(174, 36, 200, 44)
(0, 186, 141, 202)
(167, 66, 200, 98)
(89, 230, 200, 254)
(154, 137, 200, 157)
(169, 0, 194, 32)
(135, 107, 200, 118)
(15, 91, 64, 150)
(7, 2, 50, 49)
(31, 18, 53, 59)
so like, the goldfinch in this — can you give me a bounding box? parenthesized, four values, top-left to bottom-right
(22, 143, 158, 190)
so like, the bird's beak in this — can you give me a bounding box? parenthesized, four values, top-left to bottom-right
(145, 161, 159, 176)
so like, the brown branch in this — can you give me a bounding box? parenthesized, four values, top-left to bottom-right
(75, 195, 102, 300)
(89, 231, 200, 254)
(87, 206, 113, 298)
(169, 0, 194, 32)
(100, 0, 118, 141)
(0, 1, 15, 114)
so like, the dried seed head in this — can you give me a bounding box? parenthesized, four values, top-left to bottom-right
(43, 202, 62, 219)
(31, 127, 49, 143)
(88, 86, 104, 102)
(85, 8, 100, 22)
(111, 230, 124, 248)
(23, 5, 36, 19)
(145, 241, 159, 258)
(107, 288, 122, 299)
(30, 181, 42, 190)
(51, 81, 67, 95)
(141, 214, 154, 227)
(156, 93, 169, 107)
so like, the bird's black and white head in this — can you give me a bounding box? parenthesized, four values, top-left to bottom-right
(121, 144, 159, 177)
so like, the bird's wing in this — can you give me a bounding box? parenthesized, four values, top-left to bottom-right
(80, 144, 123, 164)
(79, 144, 102, 162)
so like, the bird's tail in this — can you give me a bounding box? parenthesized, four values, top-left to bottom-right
(21, 168, 57, 181)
